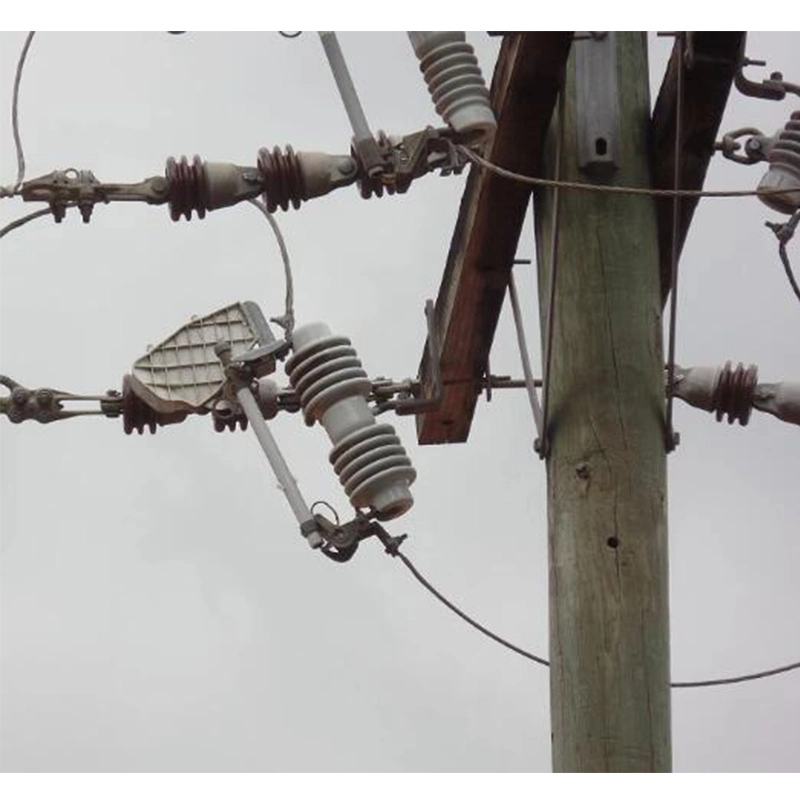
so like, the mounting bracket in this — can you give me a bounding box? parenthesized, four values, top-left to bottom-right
(574, 32, 620, 178)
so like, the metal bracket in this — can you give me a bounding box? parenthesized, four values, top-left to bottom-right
(314, 510, 408, 563)
(314, 511, 378, 562)
(734, 36, 800, 101)
(574, 31, 619, 178)
(21, 169, 170, 222)
(716, 127, 773, 165)
(392, 300, 443, 416)
(356, 127, 470, 199)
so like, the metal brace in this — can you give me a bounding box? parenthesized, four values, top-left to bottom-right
(735, 36, 800, 101)
(386, 299, 443, 416)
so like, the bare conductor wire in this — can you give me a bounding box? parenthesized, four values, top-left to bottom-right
(459, 145, 800, 201)
(508, 265, 543, 438)
(248, 198, 295, 336)
(1, 31, 35, 198)
(384, 539, 800, 688)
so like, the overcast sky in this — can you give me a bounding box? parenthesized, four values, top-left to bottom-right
(1, 31, 798, 773)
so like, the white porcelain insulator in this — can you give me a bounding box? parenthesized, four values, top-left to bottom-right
(408, 31, 496, 138)
(758, 111, 800, 214)
(286, 322, 416, 520)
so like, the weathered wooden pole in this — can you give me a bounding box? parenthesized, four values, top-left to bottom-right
(533, 32, 671, 771)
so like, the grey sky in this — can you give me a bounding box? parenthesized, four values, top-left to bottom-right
(1, 31, 798, 772)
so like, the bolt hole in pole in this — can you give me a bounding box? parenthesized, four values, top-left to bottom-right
(606, 536, 619, 549)
(595, 137, 608, 156)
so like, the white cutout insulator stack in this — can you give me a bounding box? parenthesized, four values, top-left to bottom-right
(286, 323, 416, 520)
(408, 31, 496, 139)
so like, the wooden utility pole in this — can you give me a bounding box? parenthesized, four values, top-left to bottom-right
(534, 33, 671, 771)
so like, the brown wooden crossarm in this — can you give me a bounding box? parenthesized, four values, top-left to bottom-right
(415, 32, 572, 445)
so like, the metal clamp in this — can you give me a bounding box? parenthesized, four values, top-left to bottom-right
(21, 169, 170, 222)
(314, 509, 407, 563)
(716, 127, 773, 165)
(0, 374, 120, 423)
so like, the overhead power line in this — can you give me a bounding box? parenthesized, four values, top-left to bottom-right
(766, 209, 800, 306)
(1, 31, 35, 198)
(459, 145, 800, 202)
(0, 205, 65, 239)
(248, 198, 295, 336)
(382, 540, 800, 689)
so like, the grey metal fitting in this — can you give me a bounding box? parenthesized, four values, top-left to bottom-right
(408, 32, 496, 140)
(758, 110, 800, 214)
(285, 323, 416, 521)
(255, 378, 281, 420)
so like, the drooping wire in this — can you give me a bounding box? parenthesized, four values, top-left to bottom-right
(279, 31, 302, 39)
(459, 145, 800, 202)
(0, 206, 66, 239)
(388, 546, 550, 667)
(670, 660, 800, 688)
(665, 33, 686, 450)
(383, 540, 800, 688)
(248, 198, 295, 336)
(766, 209, 800, 305)
(1, 31, 35, 198)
